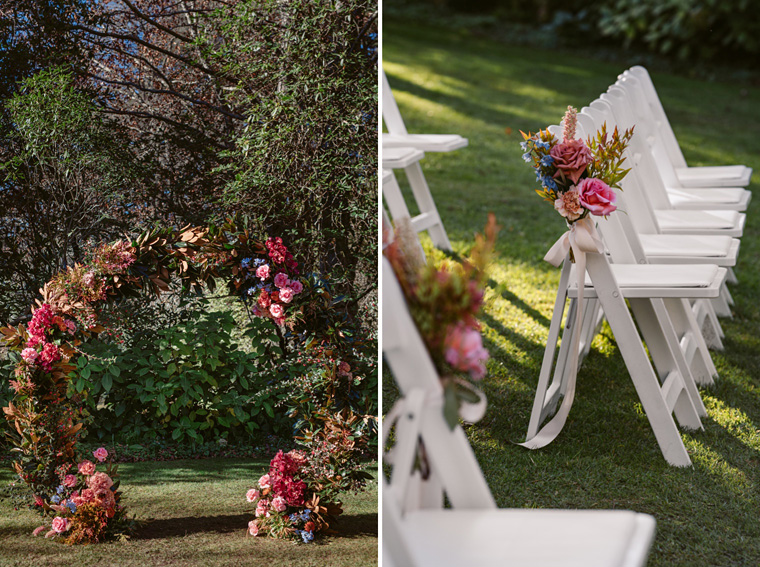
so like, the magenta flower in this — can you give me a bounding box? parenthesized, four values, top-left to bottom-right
(93, 447, 108, 462)
(444, 323, 489, 380)
(273, 272, 290, 289)
(577, 177, 616, 215)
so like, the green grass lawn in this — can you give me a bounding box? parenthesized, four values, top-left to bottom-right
(0, 459, 378, 567)
(384, 20, 760, 567)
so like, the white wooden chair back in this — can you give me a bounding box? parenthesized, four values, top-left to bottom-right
(382, 257, 496, 511)
(382, 70, 409, 136)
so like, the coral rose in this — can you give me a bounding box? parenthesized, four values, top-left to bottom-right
(77, 460, 96, 476)
(444, 323, 489, 380)
(51, 517, 70, 533)
(577, 177, 616, 215)
(550, 139, 592, 184)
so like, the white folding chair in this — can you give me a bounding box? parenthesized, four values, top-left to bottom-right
(382, 257, 656, 567)
(622, 66, 752, 188)
(605, 81, 751, 211)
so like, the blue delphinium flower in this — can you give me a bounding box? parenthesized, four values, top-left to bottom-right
(520, 140, 529, 151)
(241, 258, 252, 269)
(301, 509, 312, 521)
(536, 140, 551, 150)
(67, 501, 77, 514)
(51, 495, 60, 504)
(253, 258, 266, 266)
(247, 287, 257, 296)
(541, 175, 558, 191)
(301, 530, 315, 543)
(522, 151, 532, 163)
(56, 485, 65, 494)
(535, 169, 544, 182)
(540, 154, 554, 167)
(289, 513, 299, 523)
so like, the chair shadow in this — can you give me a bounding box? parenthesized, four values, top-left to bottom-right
(132, 512, 378, 541)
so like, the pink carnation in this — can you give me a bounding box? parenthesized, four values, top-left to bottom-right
(248, 520, 259, 536)
(279, 288, 294, 303)
(246, 489, 260, 503)
(258, 474, 271, 489)
(271, 495, 288, 512)
(21, 348, 38, 363)
(77, 460, 96, 476)
(269, 304, 284, 318)
(51, 517, 70, 534)
(93, 447, 108, 462)
(444, 323, 489, 380)
(577, 177, 616, 216)
(273, 272, 290, 289)
(63, 474, 77, 488)
(554, 188, 584, 222)
(550, 139, 592, 185)
(255, 264, 270, 280)
(290, 280, 303, 294)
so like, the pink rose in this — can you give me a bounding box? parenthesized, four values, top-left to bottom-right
(248, 520, 259, 536)
(271, 495, 287, 512)
(273, 272, 290, 289)
(554, 188, 583, 221)
(21, 348, 38, 363)
(258, 474, 271, 489)
(93, 447, 108, 462)
(279, 288, 294, 303)
(269, 304, 284, 318)
(290, 280, 303, 294)
(550, 139, 592, 184)
(577, 177, 616, 216)
(255, 264, 270, 280)
(51, 517, 70, 533)
(63, 474, 77, 488)
(246, 489, 260, 503)
(77, 460, 96, 476)
(255, 499, 269, 518)
(444, 323, 489, 380)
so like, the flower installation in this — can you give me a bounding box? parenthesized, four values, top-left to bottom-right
(521, 105, 634, 224)
(30, 447, 131, 544)
(245, 449, 345, 543)
(384, 214, 499, 428)
(1, 218, 312, 543)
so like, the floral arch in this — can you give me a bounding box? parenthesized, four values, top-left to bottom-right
(1, 218, 370, 542)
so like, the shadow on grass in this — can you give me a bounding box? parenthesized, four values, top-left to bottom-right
(133, 512, 378, 541)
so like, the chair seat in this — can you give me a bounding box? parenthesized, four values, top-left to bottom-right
(402, 509, 655, 567)
(654, 210, 745, 237)
(639, 234, 739, 266)
(568, 264, 725, 298)
(383, 146, 425, 169)
(666, 187, 750, 211)
(383, 133, 468, 152)
(675, 165, 752, 188)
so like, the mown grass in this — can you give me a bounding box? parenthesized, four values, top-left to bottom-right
(384, 20, 760, 567)
(0, 459, 378, 567)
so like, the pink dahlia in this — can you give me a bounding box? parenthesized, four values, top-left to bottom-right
(271, 495, 287, 512)
(248, 520, 259, 536)
(258, 474, 271, 489)
(87, 471, 113, 492)
(21, 348, 38, 364)
(63, 474, 77, 488)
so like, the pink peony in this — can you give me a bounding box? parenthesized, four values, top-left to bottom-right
(290, 280, 303, 294)
(577, 177, 616, 216)
(278, 287, 294, 303)
(258, 474, 271, 489)
(77, 460, 96, 476)
(51, 517, 70, 533)
(248, 520, 259, 536)
(255, 264, 271, 280)
(63, 474, 77, 488)
(444, 323, 489, 380)
(271, 495, 287, 512)
(93, 447, 108, 462)
(87, 472, 113, 492)
(554, 188, 584, 221)
(255, 499, 269, 518)
(246, 489, 260, 503)
(273, 272, 290, 289)
(21, 348, 38, 363)
(550, 139, 592, 184)
(269, 304, 284, 318)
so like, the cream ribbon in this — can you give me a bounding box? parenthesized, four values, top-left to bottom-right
(519, 215, 604, 449)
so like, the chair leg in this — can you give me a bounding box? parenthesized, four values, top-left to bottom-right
(664, 298, 718, 386)
(586, 254, 692, 467)
(403, 162, 453, 251)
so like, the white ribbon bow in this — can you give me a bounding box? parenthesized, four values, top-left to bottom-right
(520, 215, 603, 449)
